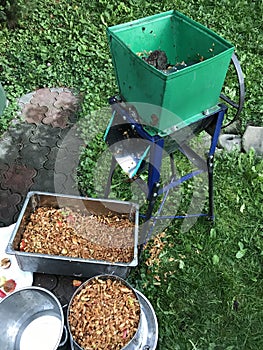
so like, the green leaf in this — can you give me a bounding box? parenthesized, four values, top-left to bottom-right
(212, 254, 220, 265)
(210, 228, 217, 238)
(236, 249, 247, 259)
(240, 203, 245, 213)
(238, 241, 244, 250)
(179, 260, 185, 270)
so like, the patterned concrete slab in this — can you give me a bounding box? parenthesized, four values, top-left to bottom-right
(0, 164, 9, 188)
(31, 168, 56, 194)
(0, 190, 22, 224)
(20, 87, 79, 128)
(1, 164, 37, 194)
(22, 104, 48, 124)
(30, 124, 61, 147)
(0, 87, 82, 227)
(20, 144, 50, 170)
(0, 132, 21, 163)
(43, 148, 60, 170)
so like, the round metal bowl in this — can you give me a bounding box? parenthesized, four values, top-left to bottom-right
(67, 274, 142, 350)
(0, 286, 65, 350)
(67, 274, 158, 350)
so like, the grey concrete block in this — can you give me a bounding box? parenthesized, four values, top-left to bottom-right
(242, 126, 263, 156)
(219, 134, 242, 152)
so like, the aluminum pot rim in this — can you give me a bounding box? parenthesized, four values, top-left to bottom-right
(67, 274, 141, 350)
(0, 286, 65, 350)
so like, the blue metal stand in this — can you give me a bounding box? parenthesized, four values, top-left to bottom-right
(104, 97, 227, 239)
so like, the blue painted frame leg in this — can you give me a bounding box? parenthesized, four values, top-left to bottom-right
(207, 106, 226, 220)
(147, 137, 164, 198)
(143, 137, 165, 222)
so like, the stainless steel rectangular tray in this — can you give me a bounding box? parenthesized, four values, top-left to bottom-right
(6, 191, 139, 279)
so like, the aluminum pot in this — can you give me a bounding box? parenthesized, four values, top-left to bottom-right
(67, 274, 144, 350)
(0, 286, 67, 350)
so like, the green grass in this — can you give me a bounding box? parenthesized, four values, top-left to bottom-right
(129, 150, 263, 350)
(0, 1, 263, 349)
(0, 0, 262, 132)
